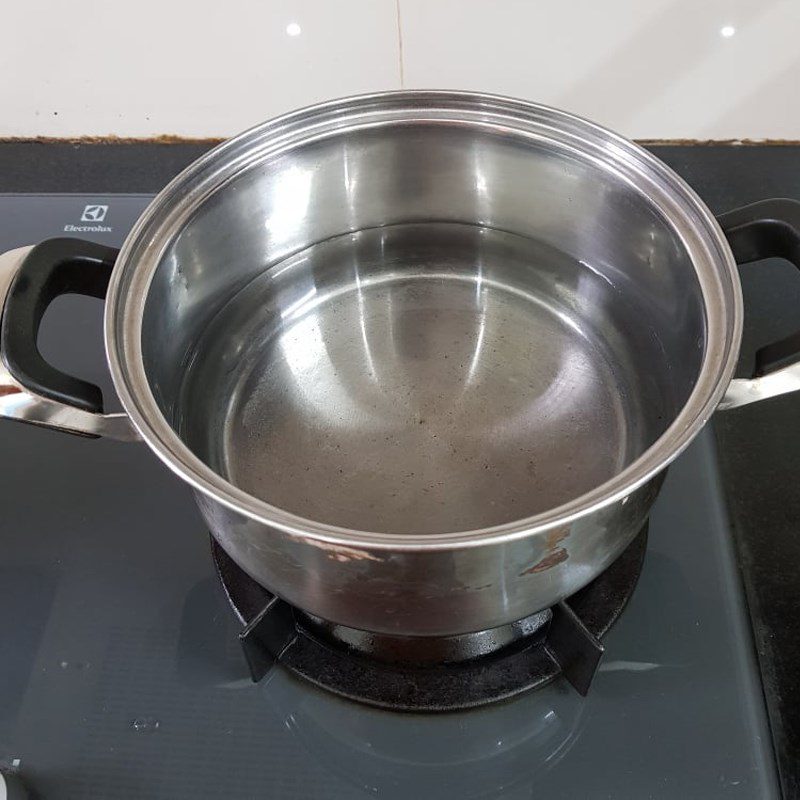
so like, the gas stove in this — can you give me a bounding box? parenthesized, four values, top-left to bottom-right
(0, 193, 780, 797)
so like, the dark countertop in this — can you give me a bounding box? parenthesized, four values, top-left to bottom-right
(2, 140, 799, 797)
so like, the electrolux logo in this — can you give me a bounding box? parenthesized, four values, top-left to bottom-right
(81, 204, 108, 222)
(64, 204, 112, 232)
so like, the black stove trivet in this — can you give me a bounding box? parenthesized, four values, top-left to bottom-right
(212, 526, 647, 711)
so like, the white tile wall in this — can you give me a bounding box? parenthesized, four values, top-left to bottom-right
(2, 0, 799, 139)
(400, 0, 800, 140)
(0, 0, 400, 137)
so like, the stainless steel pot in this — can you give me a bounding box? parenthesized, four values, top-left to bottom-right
(2, 92, 800, 637)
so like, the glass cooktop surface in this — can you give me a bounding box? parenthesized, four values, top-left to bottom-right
(0, 194, 778, 799)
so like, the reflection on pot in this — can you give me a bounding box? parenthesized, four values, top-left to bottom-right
(260, 666, 586, 800)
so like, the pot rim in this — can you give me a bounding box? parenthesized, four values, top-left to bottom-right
(104, 90, 743, 551)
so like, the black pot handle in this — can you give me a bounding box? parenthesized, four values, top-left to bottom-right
(0, 239, 138, 439)
(717, 199, 800, 410)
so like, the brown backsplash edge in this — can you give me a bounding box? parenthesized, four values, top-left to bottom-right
(638, 138, 800, 146)
(1, 135, 800, 146)
(0, 135, 226, 145)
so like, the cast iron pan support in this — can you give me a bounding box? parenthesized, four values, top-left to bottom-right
(544, 602, 605, 696)
(239, 594, 604, 697)
(216, 528, 648, 711)
(240, 597, 298, 680)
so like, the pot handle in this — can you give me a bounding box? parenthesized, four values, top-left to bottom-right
(718, 198, 800, 411)
(0, 239, 139, 440)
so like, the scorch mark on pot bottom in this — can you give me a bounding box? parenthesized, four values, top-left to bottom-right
(322, 545, 383, 563)
(520, 528, 570, 575)
(520, 548, 569, 574)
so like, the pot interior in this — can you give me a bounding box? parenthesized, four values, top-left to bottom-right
(140, 117, 707, 535)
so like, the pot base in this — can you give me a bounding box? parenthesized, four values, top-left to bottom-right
(213, 525, 647, 711)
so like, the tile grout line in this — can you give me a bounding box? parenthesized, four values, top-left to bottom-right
(395, 0, 405, 88)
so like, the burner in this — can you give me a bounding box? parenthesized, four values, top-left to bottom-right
(213, 526, 647, 712)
